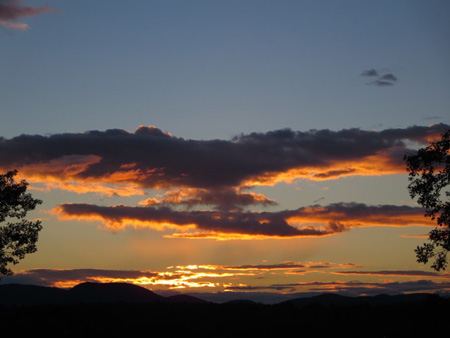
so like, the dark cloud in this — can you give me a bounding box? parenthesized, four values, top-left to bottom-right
(1, 124, 447, 202)
(361, 68, 399, 86)
(361, 69, 378, 77)
(380, 73, 398, 82)
(55, 202, 431, 238)
(139, 187, 277, 212)
(56, 203, 332, 238)
(1, 124, 448, 214)
(0, 268, 159, 287)
(0, 0, 55, 30)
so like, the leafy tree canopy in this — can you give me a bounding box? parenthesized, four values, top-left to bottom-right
(404, 130, 450, 271)
(0, 170, 43, 277)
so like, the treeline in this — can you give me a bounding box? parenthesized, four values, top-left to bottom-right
(1, 295, 449, 337)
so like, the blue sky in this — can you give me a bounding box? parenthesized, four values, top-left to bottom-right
(1, 1, 450, 302)
(2, 0, 449, 140)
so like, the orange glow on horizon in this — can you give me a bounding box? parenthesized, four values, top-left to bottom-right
(164, 231, 331, 240)
(332, 271, 450, 279)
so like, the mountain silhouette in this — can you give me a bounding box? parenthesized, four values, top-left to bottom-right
(0, 283, 68, 306)
(67, 282, 165, 304)
(281, 292, 436, 308)
(0, 282, 444, 307)
(165, 294, 209, 304)
(0, 282, 207, 306)
(0, 282, 448, 337)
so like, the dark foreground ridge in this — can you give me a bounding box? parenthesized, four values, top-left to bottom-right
(0, 282, 212, 306)
(0, 282, 449, 337)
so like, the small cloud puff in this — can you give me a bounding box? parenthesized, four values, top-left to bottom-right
(361, 68, 398, 86)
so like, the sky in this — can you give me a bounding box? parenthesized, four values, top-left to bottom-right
(1, 0, 450, 303)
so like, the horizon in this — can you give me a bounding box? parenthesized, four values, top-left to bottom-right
(1, 1, 450, 303)
(3, 279, 449, 305)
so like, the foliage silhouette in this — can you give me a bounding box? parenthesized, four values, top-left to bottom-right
(0, 170, 42, 277)
(404, 130, 450, 271)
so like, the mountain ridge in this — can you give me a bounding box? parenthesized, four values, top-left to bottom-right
(0, 282, 209, 306)
(0, 281, 445, 307)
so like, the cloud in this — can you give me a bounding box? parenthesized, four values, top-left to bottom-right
(0, 267, 255, 290)
(373, 80, 395, 86)
(423, 116, 442, 121)
(1, 124, 448, 207)
(174, 261, 361, 271)
(3, 266, 449, 301)
(53, 202, 433, 239)
(361, 69, 378, 77)
(0, 0, 56, 30)
(0, 268, 159, 287)
(361, 68, 399, 86)
(332, 270, 450, 279)
(0, 262, 366, 292)
(401, 233, 429, 239)
(138, 187, 277, 211)
(53, 203, 332, 238)
(380, 73, 398, 82)
(225, 279, 450, 297)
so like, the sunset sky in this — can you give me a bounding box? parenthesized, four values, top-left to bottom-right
(1, 0, 450, 303)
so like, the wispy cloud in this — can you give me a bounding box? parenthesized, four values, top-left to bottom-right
(0, 0, 56, 30)
(224, 279, 450, 297)
(423, 116, 442, 121)
(174, 261, 362, 271)
(332, 270, 450, 279)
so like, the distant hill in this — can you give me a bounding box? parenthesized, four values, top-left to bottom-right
(165, 294, 209, 304)
(68, 282, 166, 304)
(0, 282, 207, 306)
(0, 284, 68, 306)
(0, 283, 449, 336)
(0, 282, 446, 308)
(281, 292, 439, 308)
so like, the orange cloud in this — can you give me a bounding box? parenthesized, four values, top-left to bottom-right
(15, 155, 147, 196)
(174, 261, 362, 271)
(332, 270, 450, 279)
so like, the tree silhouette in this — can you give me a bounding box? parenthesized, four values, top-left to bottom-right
(404, 130, 450, 271)
(0, 170, 42, 277)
